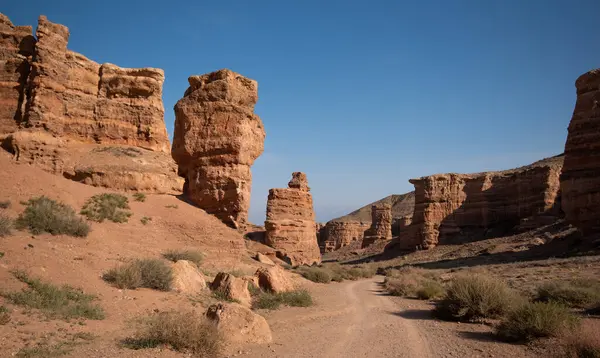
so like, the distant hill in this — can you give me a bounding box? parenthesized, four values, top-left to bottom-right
(330, 192, 415, 223)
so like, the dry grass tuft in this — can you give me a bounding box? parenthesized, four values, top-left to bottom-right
(253, 289, 314, 310)
(16, 196, 89, 237)
(162, 250, 204, 267)
(122, 310, 221, 356)
(536, 279, 600, 309)
(561, 325, 600, 358)
(132, 193, 146, 202)
(103, 259, 173, 291)
(80, 193, 132, 223)
(0, 213, 12, 237)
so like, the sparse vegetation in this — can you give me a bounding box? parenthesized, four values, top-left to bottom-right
(496, 302, 579, 342)
(298, 266, 332, 283)
(416, 280, 445, 300)
(103, 259, 173, 291)
(162, 249, 204, 267)
(253, 289, 313, 310)
(0, 213, 12, 236)
(15, 196, 89, 237)
(212, 291, 241, 303)
(382, 267, 444, 300)
(0, 305, 10, 325)
(0, 200, 11, 209)
(122, 310, 221, 356)
(536, 279, 600, 309)
(132, 193, 146, 202)
(435, 274, 520, 321)
(140, 216, 151, 225)
(16, 342, 74, 358)
(2, 271, 104, 320)
(80, 193, 132, 223)
(562, 326, 600, 358)
(94, 146, 142, 157)
(165, 204, 178, 209)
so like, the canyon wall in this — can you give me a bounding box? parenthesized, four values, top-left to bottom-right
(0, 13, 181, 193)
(321, 221, 370, 252)
(407, 156, 563, 249)
(172, 69, 265, 229)
(264, 172, 321, 265)
(361, 204, 393, 248)
(561, 69, 600, 236)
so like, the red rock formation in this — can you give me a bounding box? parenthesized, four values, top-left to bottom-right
(0, 14, 181, 193)
(408, 156, 563, 249)
(321, 221, 370, 252)
(362, 204, 393, 248)
(561, 69, 600, 236)
(264, 172, 321, 265)
(0, 14, 34, 135)
(172, 69, 265, 229)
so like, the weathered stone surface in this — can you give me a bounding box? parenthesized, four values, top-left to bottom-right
(0, 14, 34, 135)
(0, 13, 180, 193)
(172, 69, 265, 229)
(211, 272, 252, 307)
(255, 266, 294, 293)
(206, 302, 272, 344)
(171, 260, 207, 294)
(321, 221, 370, 252)
(362, 204, 393, 248)
(408, 156, 563, 249)
(255, 253, 275, 266)
(561, 69, 600, 237)
(264, 172, 321, 265)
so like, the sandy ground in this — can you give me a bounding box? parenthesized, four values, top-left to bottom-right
(245, 276, 532, 358)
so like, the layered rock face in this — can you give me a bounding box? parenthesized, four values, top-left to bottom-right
(408, 156, 563, 249)
(264, 172, 321, 265)
(0, 14, 181, 193)
(172, 69, 265, 229)
(321, 221, 370, 252)
(561, 69, 600, 237)
(361, 204, 393, 248)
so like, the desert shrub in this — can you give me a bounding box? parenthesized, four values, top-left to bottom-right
(212, 291, 240, 303)
(536, 280, 600, 309)
(496, 302, 579, 342)
(248, 283, 262, 297)
(132, 193, 146, 202)
(0, 305, 10, 325)
(16, 342, 74, 358)
(253, 290, 314, 310)
(0, 200, 10, 209)
(0, 214, 12, 237)
(385, 276, 419, 297)
(323, 263, 376, 281)
(122, 310, 221, 356)
(140, 216, 151, 225)
(162, 249, 204, 267)
(435, 274, 519, 321)
(15, 196, 89, 237)
(103, 259, 172, 291)
(80, 193, 132, 223)
(3, 271, 104, 320)
(416, 280, 445, 300)
(298, 266, 332, 283)
(562, 326, 600, 358)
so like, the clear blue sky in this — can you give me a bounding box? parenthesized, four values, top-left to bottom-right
(4, 1, 599, 223)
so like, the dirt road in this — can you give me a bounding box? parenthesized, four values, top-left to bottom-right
(246, 276, 533, 358)
(247, 276, 433, 358)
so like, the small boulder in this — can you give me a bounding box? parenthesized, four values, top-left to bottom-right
(255, 265, 294, 293)
(255, 253, 275, 266)
(206, 302, 272, 344)
(211, 272, 252, 306)
(171, 260, 207, 294)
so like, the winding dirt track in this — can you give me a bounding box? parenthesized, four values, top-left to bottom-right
(248, 276, 433, 358)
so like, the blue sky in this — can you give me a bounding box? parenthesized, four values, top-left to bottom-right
(4, 0, 599, 223)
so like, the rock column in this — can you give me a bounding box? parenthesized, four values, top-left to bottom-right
(361, 204, 392, 248)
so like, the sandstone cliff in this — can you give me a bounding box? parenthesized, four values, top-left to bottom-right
(320, 221, 370, 252)
(407, 155, 563, 249)
(561, 69, 600, 237)
(0, 13, 181, 193)
(264, 172, 321, 265)
(361, 204, 393, 248)
(172, 69, 265, 229)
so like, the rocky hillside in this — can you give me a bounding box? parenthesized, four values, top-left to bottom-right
(331, 192, 415, 223)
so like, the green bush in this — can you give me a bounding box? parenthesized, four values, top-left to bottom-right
(253, 290, 314, 310)
(435, 274, 519, 321)
(0, 214, 12, 237)
(299, 267, 332, 283)
(15, 197, 89, 237)
(80, 193, 132, 223)
(132, 193, 146, 202)
(496, 302, 579, 342)
(3, 271, 104, 320)
(536, 280, 600, 309)
(103, 259, 172, 291)
(122, 310, 221, 356)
